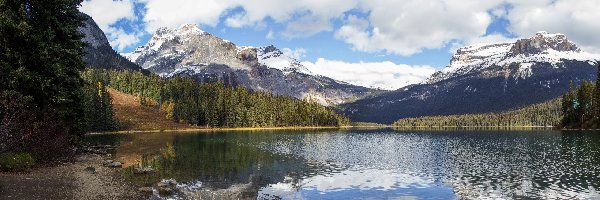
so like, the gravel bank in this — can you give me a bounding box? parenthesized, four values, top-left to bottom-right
(0, 153, 147, 200)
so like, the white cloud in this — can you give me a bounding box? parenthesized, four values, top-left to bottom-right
(80, 0, 136, 30)
(80, 0, 600, 57)
(266, 30, 275, 39)
(140, 0, 357, 37)
(302, 58, 436, 90)
(106, 28, 143, 52)
(281, 14, 332, 38)
(505, 0, 600, 53)
(80, 0, 140, 51)
(336, 0, 503, 56)
(225, 12, 251, 28)
(140, 0, 230, 32)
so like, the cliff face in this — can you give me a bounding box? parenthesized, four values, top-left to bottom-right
(78, 13, 143, 72)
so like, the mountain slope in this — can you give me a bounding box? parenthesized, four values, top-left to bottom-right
(341, 32, 599, 124)
(78, 13, 143, 72)
(125, 24, 374, 106)
(108, 88, 192, 131)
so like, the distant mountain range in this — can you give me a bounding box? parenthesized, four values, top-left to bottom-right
(78, 15, 600, 124)
(340, 32, 600, 124)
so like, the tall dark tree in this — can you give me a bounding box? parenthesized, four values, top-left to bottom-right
(0, 0, 85, 157)
(595, 64, 600, 122)
(561, 81, 575, 126)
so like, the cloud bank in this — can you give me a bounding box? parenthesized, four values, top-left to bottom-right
(80, 0, 600, 54)
(79, 0, 600, 89)
(302, 59, 436, 90)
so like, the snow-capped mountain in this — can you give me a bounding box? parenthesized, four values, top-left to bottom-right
(78, 13, 143, 72)
(428, 31, 598, 83)
(126, 24, 374, 106)
(341, 32, 600, 124)
(256, 45, 312, 75)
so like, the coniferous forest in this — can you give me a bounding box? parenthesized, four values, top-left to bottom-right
(83, 69, 351, 128)
(393, 98, 561, 127)
(559, 64, 600, 129)
(0, 0, 86, 162)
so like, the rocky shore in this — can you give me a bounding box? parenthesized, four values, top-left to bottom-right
(0, 152, 148, 200)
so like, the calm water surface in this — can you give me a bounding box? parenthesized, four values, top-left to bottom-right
(87, 129, 600, 199)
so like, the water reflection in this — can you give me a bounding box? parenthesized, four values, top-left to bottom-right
(86, 129, 600, 199)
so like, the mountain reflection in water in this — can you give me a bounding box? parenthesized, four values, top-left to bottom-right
(85, 129, 600, 199)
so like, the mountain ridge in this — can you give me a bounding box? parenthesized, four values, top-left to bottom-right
(78, 13, 145, 72)
(125, 24, 375, 106)
(341, 32, 600, 124)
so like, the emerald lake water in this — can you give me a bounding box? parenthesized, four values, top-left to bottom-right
(86, 129, 600, 199)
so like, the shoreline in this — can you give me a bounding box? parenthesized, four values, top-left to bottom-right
(91, 126, 360, 134)
(392, 126, 554, 128)
(87, 125, 580, 135)
(0, 152, 147, 200)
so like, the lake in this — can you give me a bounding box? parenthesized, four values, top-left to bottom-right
(86, 128, 600, 199)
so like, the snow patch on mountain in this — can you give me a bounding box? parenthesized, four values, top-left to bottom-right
(428, 32, 600, 83)
(257, 45, 313, 75)
(126, 24, 316, 76)
(126, 24, 205, 65)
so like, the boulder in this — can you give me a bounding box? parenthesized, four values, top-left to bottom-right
(157, 179, 179, 196)
(103, 161, 122, 168)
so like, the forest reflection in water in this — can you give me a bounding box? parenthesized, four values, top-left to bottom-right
(86, 128, 600, 199)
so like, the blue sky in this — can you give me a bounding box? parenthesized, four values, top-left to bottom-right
(80, 0, 600, 90)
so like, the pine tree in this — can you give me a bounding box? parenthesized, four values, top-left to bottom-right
(1, 0, 86, 159)
(595, 64, 600, 122)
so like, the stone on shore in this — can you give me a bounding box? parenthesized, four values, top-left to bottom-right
(138, 187, 154, 194)
(103, 161, 122, 168)
(157, 179, 178, 196)
(133, 166, 155, 174)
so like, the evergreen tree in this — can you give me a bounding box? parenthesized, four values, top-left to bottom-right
(0, 0, 85, 158)
(82, 69, 351, 128)
(595, 64, 600, 122)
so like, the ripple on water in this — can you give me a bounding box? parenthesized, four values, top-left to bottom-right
(96, 129, 600, 199)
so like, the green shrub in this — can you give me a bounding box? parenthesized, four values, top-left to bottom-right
(0, 152, 36, 172)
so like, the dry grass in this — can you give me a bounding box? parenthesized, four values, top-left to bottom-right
(108, 88, 343, 132)
(108, 88, 193, 131)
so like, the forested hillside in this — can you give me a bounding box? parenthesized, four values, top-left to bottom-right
(559, 64, 600, 129)
(84, 69, 350, 128)
(393, 98, 561, 127)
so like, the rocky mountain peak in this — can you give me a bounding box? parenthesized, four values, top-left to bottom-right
(260, 45, 280, 54)
(257, 45, 311, 75)
(509, 31, 580, 56)
(427, 32, 598, 84)
(124, 24, 373, 106)
(155, 24, 204, 37)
